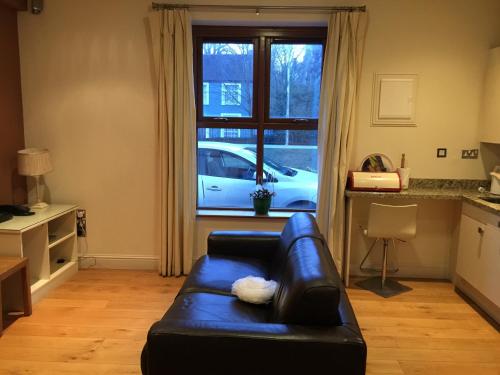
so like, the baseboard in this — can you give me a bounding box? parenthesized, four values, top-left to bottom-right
(78, 254, 159, 270)
(454, 276, 499, 330)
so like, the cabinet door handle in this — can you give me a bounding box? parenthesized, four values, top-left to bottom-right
(477, 227, 484, 259)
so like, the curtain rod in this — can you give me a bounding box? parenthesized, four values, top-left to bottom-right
(152, 2, 366, 13)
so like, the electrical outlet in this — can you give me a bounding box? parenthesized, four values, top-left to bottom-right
(461, 149, 479, 159)
(76, 209, 87, 237)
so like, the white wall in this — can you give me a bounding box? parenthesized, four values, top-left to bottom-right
(18, 0, 158, 267)
(353, 0, 500, 179)
(17, 0, 500, 269)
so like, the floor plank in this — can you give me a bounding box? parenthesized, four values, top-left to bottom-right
(0, 269, 498, 375)
(348, 279, 500, 375)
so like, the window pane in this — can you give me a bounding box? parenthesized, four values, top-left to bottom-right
(262, 129, 318, 209)
(202, 43, 253, 118)
(203, 82, 210, 105)
(269, 44, 323, 119)
(197, 128, 258, 208)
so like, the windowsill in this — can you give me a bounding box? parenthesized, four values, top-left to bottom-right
(196, 209, 315, 219)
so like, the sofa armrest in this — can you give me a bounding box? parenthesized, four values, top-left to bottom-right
(142, 319, 366, 375)
(207, 231, 281, 261)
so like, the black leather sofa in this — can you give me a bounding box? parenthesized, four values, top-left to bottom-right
(142, 213, 366, 375)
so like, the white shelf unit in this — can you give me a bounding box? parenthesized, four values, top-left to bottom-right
(0, 204, 78, 303)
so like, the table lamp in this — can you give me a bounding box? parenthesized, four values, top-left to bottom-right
(17, 148, 53, 209)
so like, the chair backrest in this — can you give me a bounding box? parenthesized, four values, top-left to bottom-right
(367, 203, 418, 239)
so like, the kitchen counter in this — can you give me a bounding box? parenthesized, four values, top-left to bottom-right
(462, 194, 500, 215)
(345, 178, 499, 215)
(345, 189, 499, 215)
(345, 187, 467, 200)
(343, 179, 498, 285)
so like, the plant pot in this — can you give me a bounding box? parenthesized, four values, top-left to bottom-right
(253, 197, 272, 215)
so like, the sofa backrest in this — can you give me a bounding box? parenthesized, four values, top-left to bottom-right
(271, 236, 342, 325)
(271, 213, 324, 280)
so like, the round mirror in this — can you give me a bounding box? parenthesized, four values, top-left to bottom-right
(359, 153, 395, 172)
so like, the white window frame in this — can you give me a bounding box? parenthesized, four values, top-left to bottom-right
(221, 82, 242, 106)
(203, 82, 210, 105)
(221, 128, 241, 138)
(220, 113, 242, 117)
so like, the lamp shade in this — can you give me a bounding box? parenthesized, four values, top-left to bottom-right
(18, 148, 53, 176)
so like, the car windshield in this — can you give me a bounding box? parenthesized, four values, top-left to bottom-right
(244, 148, 297, 177)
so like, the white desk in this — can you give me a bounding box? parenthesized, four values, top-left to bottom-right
(343, 188, 493, 286)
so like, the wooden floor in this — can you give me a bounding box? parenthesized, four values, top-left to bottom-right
(0, 270, 498, 375)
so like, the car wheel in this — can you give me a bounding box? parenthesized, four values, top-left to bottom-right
(286, 200, 316, 209)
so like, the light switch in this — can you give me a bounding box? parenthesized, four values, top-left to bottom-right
(437, 148, 447, 158)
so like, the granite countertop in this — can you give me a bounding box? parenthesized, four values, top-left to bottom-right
(462, 194, 500, 215)
(345, 179, 499, 215)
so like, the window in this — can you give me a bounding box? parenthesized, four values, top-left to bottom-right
(194, 27, 326, 210)
(201, 42, 253, 118)
(269, 44, 323, 119)
(203, 82, 210, 105)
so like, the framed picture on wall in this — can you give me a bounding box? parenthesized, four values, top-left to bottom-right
(371, 73, 418, 126)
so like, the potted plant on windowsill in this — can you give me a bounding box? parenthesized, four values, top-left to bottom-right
(250, 187, 275, 215)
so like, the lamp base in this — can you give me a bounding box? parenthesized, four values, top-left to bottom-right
(30, 201, 49, 209)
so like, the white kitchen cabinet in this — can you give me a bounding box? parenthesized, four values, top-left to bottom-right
(480, 224, 500, 306)
(456, 214, 485, 288)
(480, 47, 500, 144)
(455, 203, 500, 323)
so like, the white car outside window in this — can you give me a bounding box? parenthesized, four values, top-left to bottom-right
(197, 141, 317, 209)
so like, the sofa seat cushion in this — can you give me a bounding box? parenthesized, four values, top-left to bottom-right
(163, 292, 271, 323)
(180, 254, 270, 296)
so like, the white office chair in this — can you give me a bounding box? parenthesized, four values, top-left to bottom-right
(357, 203, 418, 297)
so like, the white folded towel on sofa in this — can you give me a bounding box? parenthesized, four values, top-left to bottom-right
(231, 276, 277, 304)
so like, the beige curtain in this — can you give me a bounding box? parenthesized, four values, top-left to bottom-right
(316, 12, 367, 274)
(149, 9, 196, 276)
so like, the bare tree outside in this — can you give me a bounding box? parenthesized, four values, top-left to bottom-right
(270, 44, 323, 119)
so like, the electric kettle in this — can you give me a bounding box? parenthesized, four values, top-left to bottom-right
(491, 166, 500, 195)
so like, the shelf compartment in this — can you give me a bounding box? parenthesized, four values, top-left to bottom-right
(22, 224, 49, 285)
(48, 211, 76, 247)
(48, 232, 75, 249)
(49, 237, 75, 275)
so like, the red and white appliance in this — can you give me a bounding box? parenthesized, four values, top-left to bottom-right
(348, 171, 402, 192)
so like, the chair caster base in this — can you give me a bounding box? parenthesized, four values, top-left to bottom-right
(355, 276, 412, 298)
